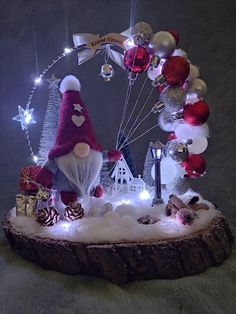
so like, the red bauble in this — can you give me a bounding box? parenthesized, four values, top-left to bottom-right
(168, 30, 179, 45)
(124, 47, 151, 73)
(162, 56, 190, 86)
(181, 154, 206, 178)
(183, 101, 209, 126)
(166, 132, 177, 141)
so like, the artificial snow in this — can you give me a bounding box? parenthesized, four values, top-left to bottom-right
(9, 189, 220, 244)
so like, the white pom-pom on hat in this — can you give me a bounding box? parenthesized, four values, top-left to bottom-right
(60, 75, 81, 93)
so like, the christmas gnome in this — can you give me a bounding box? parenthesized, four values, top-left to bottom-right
(36, 75, 121, 206)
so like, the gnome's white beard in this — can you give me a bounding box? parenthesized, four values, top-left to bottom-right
(56, 150, 103, 197)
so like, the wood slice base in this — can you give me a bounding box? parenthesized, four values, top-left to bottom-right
(2, 212, 234, 283)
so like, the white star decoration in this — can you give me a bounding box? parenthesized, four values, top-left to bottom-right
(73, 103, 83, 112)
(46, 74, 60, 89)
(12, 105, 36, 130)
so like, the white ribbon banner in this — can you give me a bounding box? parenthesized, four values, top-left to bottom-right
(73, 32, 128, 68)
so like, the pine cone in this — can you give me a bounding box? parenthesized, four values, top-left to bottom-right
(137, 214, 160, 225)
(36, 206, 60, 226)
(64, 202, 84, 222)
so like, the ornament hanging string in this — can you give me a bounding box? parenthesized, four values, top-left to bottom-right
(118, 86, 155, 149)
(118, 109, 153, 150)
(122, 75, 149, 134)
(115, 83, 133, 148)
(115, 47, 139, 148)
(120, 123, 159, 149)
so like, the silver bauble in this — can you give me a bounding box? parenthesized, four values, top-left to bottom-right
(150, 31, 176, 58)
(131, 22, 153, 46)
(186, 78, 207, 100)
(186, 64, 200, 82)
(160, 86, 186, 113)
(166, 177, 189, 195)
(164, 140, 189, 162)
(158, 110, 176, 132)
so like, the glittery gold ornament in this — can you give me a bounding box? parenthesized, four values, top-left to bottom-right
(36, 187, 51, 201)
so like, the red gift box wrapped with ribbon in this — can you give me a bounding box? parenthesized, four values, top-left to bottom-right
(19, 165, 41, 192)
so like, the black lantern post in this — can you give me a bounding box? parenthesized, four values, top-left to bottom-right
(150, 139, 164, 206)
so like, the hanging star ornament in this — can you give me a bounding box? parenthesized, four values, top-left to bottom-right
(12, 105, 36, 130)
(73, 103, 83, 112)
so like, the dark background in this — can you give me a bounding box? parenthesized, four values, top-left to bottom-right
(0, 0, 236, 218)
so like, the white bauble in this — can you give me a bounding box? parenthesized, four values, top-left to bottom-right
(188, 136, 208, 154)
(174, 122, 210, 140)
(175, 123, 193, 139)
(191, 123, 210, 138)
(147, 64, 163, 81)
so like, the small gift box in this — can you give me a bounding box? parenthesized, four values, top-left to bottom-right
(16, 194, 37, 216)
(26, 195, 37, 216)
(16, 194, 27, 215)
(19, 165, 41, 192)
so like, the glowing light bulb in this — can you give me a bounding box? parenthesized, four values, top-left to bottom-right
(61, 222, 70, 231)
(64, 47, 73, 54)
(33, 155, 38, 163)
(125, 39, 135, 49)
(35, 77, 42, 84)
(139, 190, 150, 200)
(24, 111, 32, 124)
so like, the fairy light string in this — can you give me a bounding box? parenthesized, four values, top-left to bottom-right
(17, 40, 154, 164)
(21, 44, 86, 163)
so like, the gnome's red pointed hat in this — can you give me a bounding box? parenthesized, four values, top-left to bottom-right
(48, 75, 102, 160)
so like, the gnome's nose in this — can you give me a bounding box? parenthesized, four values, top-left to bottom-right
(73, 142, 90, 158)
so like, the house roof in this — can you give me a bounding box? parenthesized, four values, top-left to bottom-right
(130, 175, 145, 185)
(111, 155, 134, 180)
